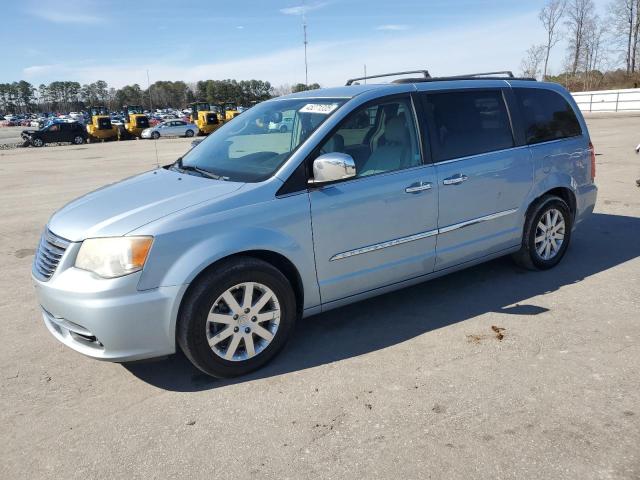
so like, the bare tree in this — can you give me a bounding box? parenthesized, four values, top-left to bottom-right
(540, 0, 566, 79)
(565, 0, 596, 75)
(607, 0, 640, 73)
(582, 16, 608, 89)
(521, 45, 547, 79)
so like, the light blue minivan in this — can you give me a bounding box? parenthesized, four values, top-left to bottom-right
(32, 71, 597, 377)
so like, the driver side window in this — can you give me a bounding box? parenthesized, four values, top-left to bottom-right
(319, 97, 421, 178)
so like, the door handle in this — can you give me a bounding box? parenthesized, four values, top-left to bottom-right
(405, 181, 432, 194)
(443, 174, 468, 186)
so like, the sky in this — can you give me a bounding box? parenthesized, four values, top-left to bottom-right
(0, 0, 611, 89)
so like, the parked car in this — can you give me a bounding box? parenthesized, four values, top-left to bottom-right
(32, 71, 597, 378)
(22, 121, 87, 147)
(141, 120, 198, 139)
(268, 116, 294, 133)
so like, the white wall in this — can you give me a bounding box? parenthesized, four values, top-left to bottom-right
(571, 88, 640, 112)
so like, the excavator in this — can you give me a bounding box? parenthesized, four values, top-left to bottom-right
(86, 106, 117, 142)
(117, 105, 150, 140)
(188, 102, 223, 136)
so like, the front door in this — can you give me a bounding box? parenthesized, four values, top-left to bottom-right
(309, 95, 439, 304)
(420, 89, 534, 270)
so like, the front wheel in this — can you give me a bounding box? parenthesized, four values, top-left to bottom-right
(185, 129, 194, 137)
(151, 131, 160, 140)
(512, 195, 572, 270)
(279, 125, 288, 133)
(177, 257, 297, 378)
(31, 138, 44, 147)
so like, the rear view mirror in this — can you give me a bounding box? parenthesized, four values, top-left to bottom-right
(308, 153, 356, 185)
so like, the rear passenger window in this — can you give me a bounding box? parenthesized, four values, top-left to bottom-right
(514, 88, 582, 145)
(424, 90, 514, 162)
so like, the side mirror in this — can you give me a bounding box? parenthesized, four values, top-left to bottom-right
(308, 152, 356, 185)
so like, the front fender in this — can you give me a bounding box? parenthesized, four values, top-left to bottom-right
(136, 193, 320, 310)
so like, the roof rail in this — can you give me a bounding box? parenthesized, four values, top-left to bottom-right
(347, 69, 537, 85)
(443, 71, 515, 79)
(346, 70, 431, 86)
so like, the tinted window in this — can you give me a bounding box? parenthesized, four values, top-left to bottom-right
(514, 88, 582, 144)
(424, 90, 514, 162)
(319, 97, 421, 177)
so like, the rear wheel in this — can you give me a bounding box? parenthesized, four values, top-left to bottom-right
(73, 135, 85, 145)
(177, 257, 297, 378)
(185, 129, 194, 137)
(513, 195, 572, 270)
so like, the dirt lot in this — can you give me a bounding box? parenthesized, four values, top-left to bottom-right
(0, 116, 639, 479)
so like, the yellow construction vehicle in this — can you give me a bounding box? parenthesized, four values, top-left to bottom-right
(223, 103, 243, 121)
(189, 102, 223, 135)
(86, 106, 117, 142)
(118, 105, 150, 140)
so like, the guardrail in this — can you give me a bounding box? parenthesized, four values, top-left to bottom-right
(571, 88, 640, 112)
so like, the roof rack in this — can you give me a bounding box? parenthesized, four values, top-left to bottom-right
(346, 70, 536, 85)
(345, 70, 431, 86)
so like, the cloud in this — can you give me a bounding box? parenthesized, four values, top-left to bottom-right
(280, 1, 328, 16)
(29, 8, 104, 24)
(18, 13, 547, 89)
(376, 24, 410, 31)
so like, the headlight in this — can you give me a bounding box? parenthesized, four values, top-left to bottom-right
(75, 237, 153, 278)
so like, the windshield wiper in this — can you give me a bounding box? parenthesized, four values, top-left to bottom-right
(172, 158, 227, 180)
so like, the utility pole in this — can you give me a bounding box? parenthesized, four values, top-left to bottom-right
(146, 69, 153, 112)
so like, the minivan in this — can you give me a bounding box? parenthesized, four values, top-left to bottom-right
(32, 71, 597, 378)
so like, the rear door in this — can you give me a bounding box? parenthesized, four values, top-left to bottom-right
(420, 88, 533, 270)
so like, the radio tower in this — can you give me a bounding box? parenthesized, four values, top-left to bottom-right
(302, 1, 309, 87)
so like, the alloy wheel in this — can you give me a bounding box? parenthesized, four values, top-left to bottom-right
(534, 208, 566, 260)
(206, 282, 281, 362)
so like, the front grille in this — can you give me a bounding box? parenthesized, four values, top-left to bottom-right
(34, 229, 70, 281)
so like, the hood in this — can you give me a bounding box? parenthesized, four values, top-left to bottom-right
(22, 129, 37, 135)
(48, 168, 244, 241)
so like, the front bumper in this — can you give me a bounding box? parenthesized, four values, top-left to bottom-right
(33, 251, 188, 362)
(141, 130, 153, 138)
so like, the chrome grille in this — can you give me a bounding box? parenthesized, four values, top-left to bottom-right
(34, 229, 70, 281)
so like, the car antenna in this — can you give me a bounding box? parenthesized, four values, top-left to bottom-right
(147, 69, 160, 169)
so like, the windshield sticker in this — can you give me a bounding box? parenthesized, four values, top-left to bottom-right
(300, 103, 339, 115)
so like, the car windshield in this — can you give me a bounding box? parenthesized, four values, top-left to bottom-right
(180, 98, 347, 182)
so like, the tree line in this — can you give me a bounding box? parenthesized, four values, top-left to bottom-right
(0, 79, 321, 114)
(522, 0, 640, 91)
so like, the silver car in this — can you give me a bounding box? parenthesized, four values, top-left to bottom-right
(141, 120, 198, 139)
(32, 70, 597, 378)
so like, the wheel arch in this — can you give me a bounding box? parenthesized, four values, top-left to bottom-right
(525, 186, 577, 222)
(180, 249, 305, 321)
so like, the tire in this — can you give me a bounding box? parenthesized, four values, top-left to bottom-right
(512, 195, 572, 270)
(185, 129, 194, 137)
(31, 138, 44, 147)
(73, 135, 85, 145)
(151, 131, 160, 140)
(279, 125, 288, 133)
(177, 257, 297, 378)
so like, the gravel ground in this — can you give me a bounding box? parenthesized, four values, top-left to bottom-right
(0, 116, 639, 479)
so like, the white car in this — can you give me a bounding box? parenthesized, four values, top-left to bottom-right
(141, 120, 199, 139)
(268, 116, 294, 133)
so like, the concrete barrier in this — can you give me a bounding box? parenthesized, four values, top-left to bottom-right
(572, 88, 640, 112)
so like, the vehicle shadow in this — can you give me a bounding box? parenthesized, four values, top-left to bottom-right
(124, 213, 640, 391)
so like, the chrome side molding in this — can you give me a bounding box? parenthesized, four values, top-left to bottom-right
(330, 208, 518, 261)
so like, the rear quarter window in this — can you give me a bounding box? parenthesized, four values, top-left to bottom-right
(514, 88, 582, 145)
